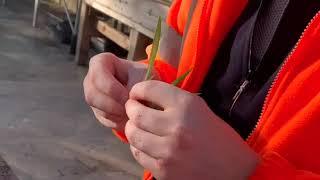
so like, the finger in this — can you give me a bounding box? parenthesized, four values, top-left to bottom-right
(92, 53, 130, 86)
(92, 107, 127, 130)
(125, 99, 171, 136)
(125, 120, 168, 159)
(84, 84, 126, 117)
(88, 54, 129, 104)
(130, 80, 187, 109)
(130, 146, 161, 178)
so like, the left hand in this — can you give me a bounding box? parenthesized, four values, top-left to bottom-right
(125, 81, 260, 180)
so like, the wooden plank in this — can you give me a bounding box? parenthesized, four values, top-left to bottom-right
(75, 2, 96, 65)
(85, 0, 170, 38)
(96, 20, 130, 50)
(127, 29, 151, 61)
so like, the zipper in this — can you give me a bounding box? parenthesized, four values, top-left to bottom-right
(246, 10, 320, 142)
(229, 1, 263, 116)
(229, 79, 250, 116)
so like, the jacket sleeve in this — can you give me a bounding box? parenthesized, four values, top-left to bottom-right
(250, 152, 320, 179)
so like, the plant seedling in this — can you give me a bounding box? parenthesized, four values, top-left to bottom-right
(145, 16, 192, 86)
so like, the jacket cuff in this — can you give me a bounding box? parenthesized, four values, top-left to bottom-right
(250, 152, 297, 180)
(112, 129, 128, 143)
(140, 59, 177, 83)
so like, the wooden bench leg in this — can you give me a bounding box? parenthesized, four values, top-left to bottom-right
(75, 2, 96, 66)
(127, 29, 151, 61)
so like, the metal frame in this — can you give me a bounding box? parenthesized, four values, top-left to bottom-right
(32, 0, 39, 27)
(61, 0, 75, 33)
(32, 0, 82, 34)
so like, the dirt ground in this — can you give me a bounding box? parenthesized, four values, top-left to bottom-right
(0, 1, 141, 179)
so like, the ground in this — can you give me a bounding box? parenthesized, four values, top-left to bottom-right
(0, 1, 141, 179)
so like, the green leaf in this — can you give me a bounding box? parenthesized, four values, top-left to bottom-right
(171, 69, 193, 86)
(145, 17, 162, 81)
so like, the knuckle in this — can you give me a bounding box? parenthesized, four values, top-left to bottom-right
(177, 93, 194, 106)
(131, 146, 141, 160)
(131, 134, 143, 149)
(89, 53, 114, 67)
(193, 94, 205, 104)
(173, 123, 186, 136)
(130, 107, 143, 124)
(131, 83, 145, 96)
(84, 87, 94, 105)
(107, 102, 119, 115)
(155, 158, 171, 179)
(89, 55, 100, 68)
(126, 122, 142, 146)
(104, 81, 118, 96)
(126, 100, 144, 126)
(156, 158, 169, 171)
(83, 76, 89, 90)
(162, 146, 175, 164)
(170, 124, 192, 150)
(176, 93, 203, 113)
(132, 81, 154, 96)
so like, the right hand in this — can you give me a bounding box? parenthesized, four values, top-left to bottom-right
(83, 53, 158, 132)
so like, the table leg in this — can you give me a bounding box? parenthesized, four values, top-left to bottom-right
(70, 0, 82, 54)
(127, 29, 151, 61)
(75, 2, 96, 65)
(32, 0, 39, 27)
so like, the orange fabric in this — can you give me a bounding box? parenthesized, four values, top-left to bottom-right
(143, 169, 154, 180)
(112, 129, 128, 143)
(174, 0, 249, 93)
(113, 0, 320, 179)
(166, 0, 192, 36)
(247, 13, 320, 179)
(142, 0, 320, 179)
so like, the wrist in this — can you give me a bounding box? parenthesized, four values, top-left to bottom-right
(237, 150, 261, 180)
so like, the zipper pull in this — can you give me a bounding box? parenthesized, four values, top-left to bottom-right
(229, 80, 250, 116)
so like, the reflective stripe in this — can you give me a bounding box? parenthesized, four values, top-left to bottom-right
(158, 0, 197, 68)
(181, 0, 198, 52)
(159, 22, 182, 68)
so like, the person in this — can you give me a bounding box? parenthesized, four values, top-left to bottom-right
(83, 0, 320, 179)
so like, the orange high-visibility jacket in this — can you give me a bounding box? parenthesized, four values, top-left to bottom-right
(114, 0, 320, 179)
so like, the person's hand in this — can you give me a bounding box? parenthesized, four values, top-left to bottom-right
(125, 81, 260, 180)
(83, 53, 158, 132)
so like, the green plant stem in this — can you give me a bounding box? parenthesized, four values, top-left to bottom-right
(145, 17, 162, 81)
(172, 69, 193, 86)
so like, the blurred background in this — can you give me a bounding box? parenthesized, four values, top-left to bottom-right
(0, 0, 170, 179)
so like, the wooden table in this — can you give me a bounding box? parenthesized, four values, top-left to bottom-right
(75, 0, 170, 65)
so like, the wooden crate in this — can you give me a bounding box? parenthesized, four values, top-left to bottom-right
(87, 0, 170, 38)
(75, 0, 170, 65)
